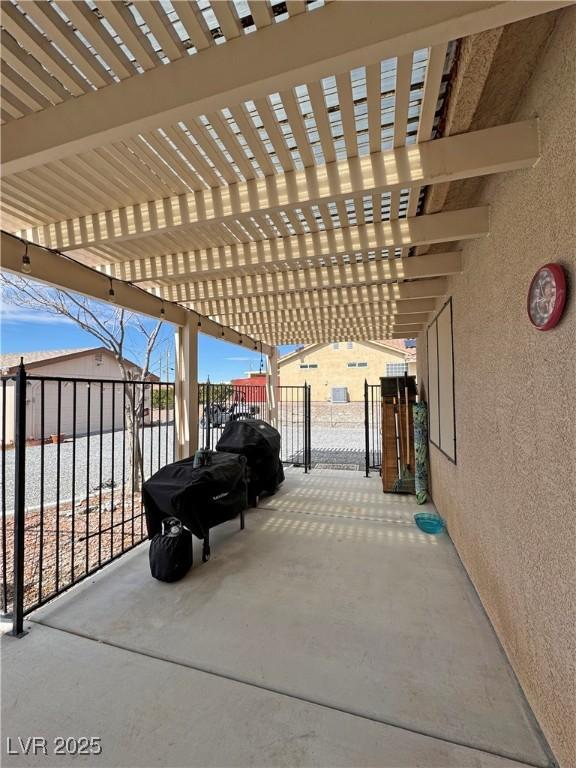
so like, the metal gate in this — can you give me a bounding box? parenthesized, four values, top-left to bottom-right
(198, 381, 265, 450)
(364, 380, 382, 477)
(278, 384, 311, 471)
(198, 381, 312, 472)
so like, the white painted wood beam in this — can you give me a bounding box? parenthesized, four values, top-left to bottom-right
(0, 231, 272, 354)
(20, 121, 534, 252)
(174, 316, 199, 459)
(188, 278, 448, 316)
(156, 251, 462, 303)
(103, 208, 484, 284)
(212, 301, 436, 325)
(237, 313, 428, 331)
(265, 348, 280, 428)
(253, 331, 419, 344)
(2, 1, 564, 175)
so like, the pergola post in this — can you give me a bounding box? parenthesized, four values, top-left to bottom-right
(174, 315, 199, 460)
(266, 347, 280, 429)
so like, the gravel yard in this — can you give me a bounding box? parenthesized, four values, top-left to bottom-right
(2, 422, 370, 515)
(2, 424, 175, 515)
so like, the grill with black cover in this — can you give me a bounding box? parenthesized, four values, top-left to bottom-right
(143, 452, 247, 563)
(216, 419, 284, 504)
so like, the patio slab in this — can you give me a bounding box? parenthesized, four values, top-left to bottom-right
(2, 624, 536, 768)
(22, 469, 550, 767)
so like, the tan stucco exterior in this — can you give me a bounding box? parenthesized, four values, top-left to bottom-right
(0, 349, 148, 443)
(279, 341, 416, 401)
(417, 12, 576, 768)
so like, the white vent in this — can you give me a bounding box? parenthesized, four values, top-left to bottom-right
(331, 387, 348, 403)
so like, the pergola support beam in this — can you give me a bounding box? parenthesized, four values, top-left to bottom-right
(19, 121, 534, 253)
(174, 316, 199, 459)
(156, 251, 462, 304)
(111, 208, 483, 286)
(266, 348, 280, 428)
(0, 231, 272, 354)
(236, 313, 428, 331)
(256, 331, 420, 344)
(187, 278, 448, 316)
(211, 298, 437, 323)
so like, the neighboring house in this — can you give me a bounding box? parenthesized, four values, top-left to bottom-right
(278, 340, 417, 402)
(230, 372, 268, 403)
(0, 348, 156, 445)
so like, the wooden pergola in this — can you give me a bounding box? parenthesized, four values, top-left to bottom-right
(0, 0, 566, 451)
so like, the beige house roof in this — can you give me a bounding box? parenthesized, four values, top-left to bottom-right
(0, 347, 146, 376)
(0, 2, 563, 347)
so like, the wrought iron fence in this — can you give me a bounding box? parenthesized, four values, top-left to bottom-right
(1, 362, 175, 635)
(364, 381, 383, 477)
(198, 381, 266, 450)
(278, 384, 312, 470)
(198, 380, 312, 470)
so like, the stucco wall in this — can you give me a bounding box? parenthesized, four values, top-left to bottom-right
(1, 352, 149, 442)
(280, 342, 415, 401)
(417, 13, 576, 768)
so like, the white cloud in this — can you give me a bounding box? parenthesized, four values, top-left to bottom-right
(224, 355, 259, 361)
(0, 304, 74, 325)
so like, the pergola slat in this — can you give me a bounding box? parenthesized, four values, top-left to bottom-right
(3, 1, 564, 174)
(135, 3, 187, 62)
(248, 1, 274, 29)
(207, 111, 259, 181)
(254, 97, 295, 173)
(186, 119, 241, 185)
(211, 2, 244, 41)
(1, 63, 51, 113)
(97, 1, 160, 71)
(0, 29, 69, 104)
(0, 2, 88, 96)
(23, 1, 114, 89)
(63, 1, 138, 81)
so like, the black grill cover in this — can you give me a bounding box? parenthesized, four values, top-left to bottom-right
(143, 452, 247, 540)
(149, 524, 193, 582)
(216, 419, 284, 499)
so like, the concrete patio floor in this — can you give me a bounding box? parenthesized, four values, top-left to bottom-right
(2, 468, 552, 768)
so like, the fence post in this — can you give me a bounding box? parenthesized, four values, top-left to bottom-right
(12, 359, 27, 636)
(205, 379, 211, 450)
(364, 379, 370, 478)
(303, 382, 308, 474)
(307, 384, 312, 471)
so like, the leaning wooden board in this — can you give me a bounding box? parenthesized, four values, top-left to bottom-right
(381, 397, 415, 494)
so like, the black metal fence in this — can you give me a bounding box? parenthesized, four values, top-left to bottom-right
(1, 362, 175, 635)
(197, 381, 312, 470)
(198, 381, 266, 450)
(364, 381, 383, 477)
(278, 384, 312, 470)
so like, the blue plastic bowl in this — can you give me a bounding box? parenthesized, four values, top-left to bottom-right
(414, 513, 445, 534)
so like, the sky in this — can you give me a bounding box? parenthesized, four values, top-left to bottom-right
(0, 278, 297, 382)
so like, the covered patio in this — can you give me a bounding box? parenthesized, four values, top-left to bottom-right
(1, 2, 574, 767)
(3, 468, 551, 768)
